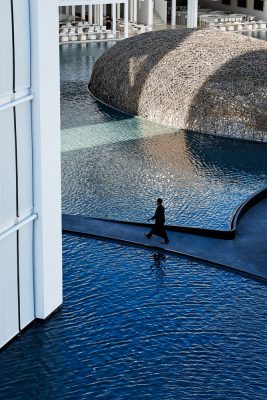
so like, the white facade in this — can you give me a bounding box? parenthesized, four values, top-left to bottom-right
(154, 0, 267, 27)
(154, 0, 199, 27)
(200, 0, 267, 20)
(0, 0, 62, 349)
(59, 0, 129, 36)
(154, 0, 167, 24)
(137, 0, 154, 27)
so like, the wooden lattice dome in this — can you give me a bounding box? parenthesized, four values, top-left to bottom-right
(89, 29, 267, 141)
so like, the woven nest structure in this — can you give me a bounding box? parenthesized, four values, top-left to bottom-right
(89, 29, 267, 141)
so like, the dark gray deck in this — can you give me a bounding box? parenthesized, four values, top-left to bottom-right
(62, 197, 267, 281)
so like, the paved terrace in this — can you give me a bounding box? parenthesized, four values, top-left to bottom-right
(63, 193, 267, 282)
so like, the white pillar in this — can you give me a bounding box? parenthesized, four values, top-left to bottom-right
(66, 5, 69, 15)
(117, 3, 121, 19)
(147, 0, 153, 28)
(124, 0, 128, 38)
(29, 0, 62, 319)
(99, 4, 104, 26)
(95, 4, 100, 25)
(129, 0, 133, 22)
(171, 0, 176, 26)
(133, 0, 137, 23)
(88, 5, 93, 24)
(71, 5, 75, 17)
(82, 5, 86, 20)
(93, 5, 97, 24)
(112, 3, 116, 33)
(187, 0, 198, 28)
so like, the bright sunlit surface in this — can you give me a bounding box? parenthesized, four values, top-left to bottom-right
(61, 42, 267, 229)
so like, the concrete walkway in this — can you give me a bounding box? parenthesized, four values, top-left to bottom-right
(63, 197, 267, 281)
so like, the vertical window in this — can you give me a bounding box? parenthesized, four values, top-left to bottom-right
(237, 0, 247, 7)
(254, 0, 264, 10)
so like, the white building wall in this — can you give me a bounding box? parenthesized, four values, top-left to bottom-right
(200, 0, 267, 20)
(0, 1, 13, 105)
(13, 0, 31, 96)
(29, 0, 62, 320)
(137, 0, 153, 26)
(155, 0, 167, 24)
(0, 234, 18, 349)
(0, 0, 20, 349)
(0, 0, 62, 349)
(137, 1, 147, 24)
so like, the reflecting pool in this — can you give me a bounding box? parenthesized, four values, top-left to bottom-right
(1, 236, 267, 399)
(242, 30, 267, 41)
(61, 42, 267, 229)
(1, 40, 267, 400)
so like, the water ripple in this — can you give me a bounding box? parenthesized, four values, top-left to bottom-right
(2, 237, 267, 399)
(2, 41, 264, 400)
(60, 42, 267, 230)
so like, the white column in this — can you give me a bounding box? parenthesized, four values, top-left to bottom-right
(29, 0, 62, 319)
(171, 0, 176, 26)
(99, 4, 104, 26)
(82, 5, 86, 20)
(129, 0, 133, 22)
(124, 0, 128, 38)
(88, 4, 93, 24)
(66, 5, 69, 15)
(117, 3, 121, 19)
(94, 5, 97, 24)
(187, 0, 198, 28)
(133, 0, 137, 23)
(97, 5, 101, 25)
(71, 5, 75, 17)
(112, 2, 116, 33)
(147, 0, 153, 28)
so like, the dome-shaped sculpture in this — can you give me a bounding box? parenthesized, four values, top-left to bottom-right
(89, 29, 267, 141)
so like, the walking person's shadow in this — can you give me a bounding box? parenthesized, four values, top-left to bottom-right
(149, 253, 166, 286)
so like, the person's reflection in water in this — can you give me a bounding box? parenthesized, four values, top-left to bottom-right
(150, 253, 166, 286)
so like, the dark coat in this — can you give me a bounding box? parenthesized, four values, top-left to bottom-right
(147, 204, 169, 241)
(151, 205, 165, 226)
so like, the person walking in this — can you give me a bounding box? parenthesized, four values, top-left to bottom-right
(145, 198, 169, 244)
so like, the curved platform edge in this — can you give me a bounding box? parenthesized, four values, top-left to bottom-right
(92, 219, 233, 239)
(230, 186, 267, 231)
(62, 227, 267, 284)
(62, 187, 267, 281)
(64, 186, 267, 240)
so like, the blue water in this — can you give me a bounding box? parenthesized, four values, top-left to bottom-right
(1, 40, 267, 399)
(61, 42, 267, 229)
(1, 236, 267, 399)
(242, 30, 267, 41)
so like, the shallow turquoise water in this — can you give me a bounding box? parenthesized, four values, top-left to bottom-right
(242, 30, 267, 41)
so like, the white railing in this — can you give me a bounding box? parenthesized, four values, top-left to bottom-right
(0, 93, 33, 112)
